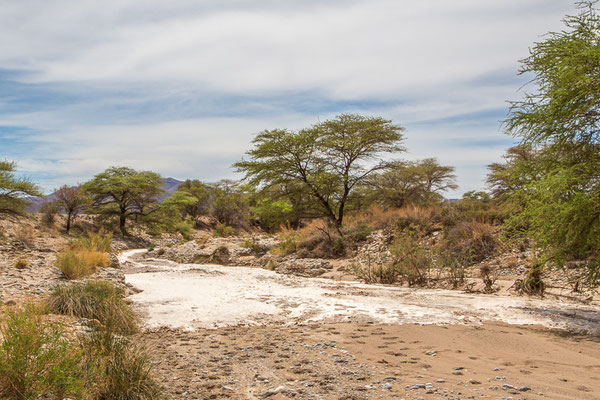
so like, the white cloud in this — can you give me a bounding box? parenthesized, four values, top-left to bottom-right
(0, 0, 577, 196)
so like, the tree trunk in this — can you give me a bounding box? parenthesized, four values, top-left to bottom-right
(119, 214, 127, 235)
(66, 212, 72, 233)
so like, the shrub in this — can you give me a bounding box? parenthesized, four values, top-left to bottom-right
(47, 281, 138, 334)
(389, 234, 433, 286)
(72, 229, 113, 252)
(210, 245, 230, 264)
(352, 258, 401, 284)
(444, 221, 497, 263)
(480, 265, 498, 293)
(14, 258, 28, 269)
(242, 237, 263, 254)
(174, 220, 194, 240)
(56, 250, 108, 280)
(276, 229, 298, 255)
(436, 249, 467, 288)
(40, 201, 59, 227)
(156, 247, 165, 256)
(214, 222, 234, 237)
(517, 262, 546, 295)
(85, 335, 164, 400)
(343, 221, 372, 243)
(0, 303, 90, 400)
(393, 205, 440, 235)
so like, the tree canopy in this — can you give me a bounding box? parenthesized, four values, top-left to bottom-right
(84, 167, 164, 235)
(235, 114, 405, 229)
(497, 2, 600, 285)
(0, 161, 42, 215)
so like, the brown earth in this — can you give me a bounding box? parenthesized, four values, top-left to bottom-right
(142, 322, 600, 400)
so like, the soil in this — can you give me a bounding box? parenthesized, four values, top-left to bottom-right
(142, 322, 600, 400)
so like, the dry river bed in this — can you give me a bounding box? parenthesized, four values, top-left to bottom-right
(120, 250, 600, 400)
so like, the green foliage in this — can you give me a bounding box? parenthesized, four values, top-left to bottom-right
(497, 3, 600, 285)
(365, 158, 457, 208)
(85, 335, 164, 400)
(56, 250, 107, 280)
(235, 114, 405, 229)
(176, 179, 211, 218)
(0, 160, 42, 215)
(84, 167, 164, 235)
(73, 229, 113, 253)
(251, 197, 293, 232)
(210, 180, 249, 228)
(55, 185, 91, 233)
(444, 221, 497, 264)
(47, 281, 138, 335)
(0, 304, 90, 400)
(343, 221, 373, 242)
(214, 222, 234, 237)
(389, 235, 433, 286)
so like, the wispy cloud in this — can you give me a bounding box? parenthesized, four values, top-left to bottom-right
(0, 0, 576, 196)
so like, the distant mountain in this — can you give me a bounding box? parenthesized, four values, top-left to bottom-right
(26, 177, 185, 213)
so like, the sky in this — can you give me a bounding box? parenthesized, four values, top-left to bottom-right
(0, 0, 577, 197)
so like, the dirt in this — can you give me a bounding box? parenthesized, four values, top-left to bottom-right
(142, 322, 600, 399)
(122, 250, 600, 399)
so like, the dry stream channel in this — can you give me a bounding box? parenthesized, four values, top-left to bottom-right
(120, 249, 600, 334)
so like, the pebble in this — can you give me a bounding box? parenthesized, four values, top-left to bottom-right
(381, 383, 392, 390)
(518, 386, 532, 392)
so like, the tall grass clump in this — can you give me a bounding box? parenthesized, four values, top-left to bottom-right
(87, 336, 164, 400)
(56, 230, 113, 280)
(70, 229, 113, 252)
(47, 281, 138, 334)
(0, 303, 91, 400)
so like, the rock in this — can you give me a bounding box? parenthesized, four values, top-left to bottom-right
(502, 384, 515, 391)
(3, 299, 16, 306)
(436, 379, 445, 383)
(411, 384, 426, 390)
(454, 366, 465, 370)
(469, 379, 481, 385)
(261, 386, 286, 397)
(381, 383, 392, 390)
(109, 253, 120, 268)
(222, 386, 235, 391)
(518, 386, 532, 392)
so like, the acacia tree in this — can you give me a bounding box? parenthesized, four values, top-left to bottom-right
(54, 185, 90, 233)
(0, 160, 41, 215)
(365, 158, 457, 208)
(235, 114, 405, 231)
(84, 167, 164, 235)
(501, 2, 600, 284)
(176, 179, 211, 218)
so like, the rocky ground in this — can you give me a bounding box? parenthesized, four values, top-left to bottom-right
(142, 322, 600, 400)
(2, 215, 600, 399)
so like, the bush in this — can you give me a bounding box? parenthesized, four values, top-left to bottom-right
(0, 303, 90, 400)
(389, 234, 433, 286)
(14, 258, 28, 269)
(56, 249, 109, 280)
(517, 262, 546, 295)
(174, 220, 194, 240)
(343, 221, 372, 243)
(352, 258, 401, 284)
(444, 221, 497, 263)
(214, 222, 234, 237)
(47, 281, 138, 334)
(393, 205, 440, 235)
(84, 335, 164, 400)
(72, 229, 113, 252)
(480, 265, 498, 293)
(40, 201, 59, 227)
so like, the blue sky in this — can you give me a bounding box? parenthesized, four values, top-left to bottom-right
(0, 0, 576, 197)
